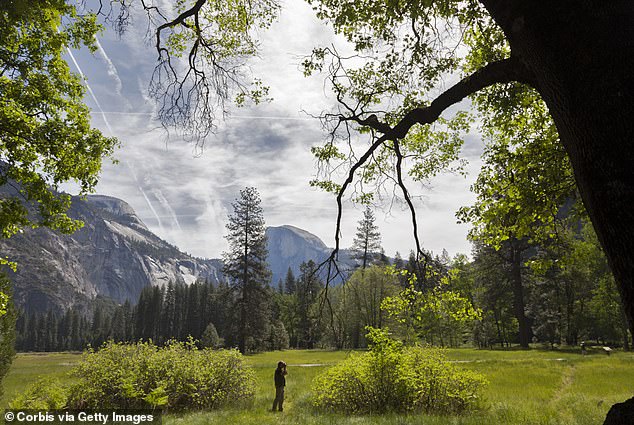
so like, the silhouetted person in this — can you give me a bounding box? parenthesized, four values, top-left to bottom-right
(272, 361, 287, 412)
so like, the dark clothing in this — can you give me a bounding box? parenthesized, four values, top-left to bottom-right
(274, 368, 286, 387)
(272, 386, 284, 411)
(272, 367, 286, 412)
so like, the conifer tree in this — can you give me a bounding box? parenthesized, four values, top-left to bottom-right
(352, 207, 382, 270)
(222, 187, 272, 353)
(296, 260, 323, 348)
(161, 282, 176, 340)
(186, 282, 202, 339)
(284, 267, 297, 295)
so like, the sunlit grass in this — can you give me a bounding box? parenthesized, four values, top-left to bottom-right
(1, 352, 80, 407)
(3, 349, 633, 424)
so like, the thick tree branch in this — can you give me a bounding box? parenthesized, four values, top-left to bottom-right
(349, 57, 534, 139)
(155, 0, 207, 57)
(318, 58, 533, 292)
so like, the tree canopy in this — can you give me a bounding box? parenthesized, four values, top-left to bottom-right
(0, 0, 118, 312)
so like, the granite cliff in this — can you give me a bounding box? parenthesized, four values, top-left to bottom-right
(0, 195, 222, 313)
(1, 192, 358, 313)
(266, 225, 355, 286)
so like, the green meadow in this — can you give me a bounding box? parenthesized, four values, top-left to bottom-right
(2, 348, 633, 425)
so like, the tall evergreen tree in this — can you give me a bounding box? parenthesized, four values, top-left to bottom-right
(161, 281, 177, 340)
(222, 187, 272, 353)
(296, 260, 323, 348)
(352, 207, 382, 270)
(284, 267, 297, 295)
(185, 283, 202, 339)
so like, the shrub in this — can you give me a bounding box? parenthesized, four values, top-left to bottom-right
(9, 378, 68, 409)
(312, 328, 487, 414)
(201, 323, 223, 349)
(66, 339, 255, 411)
(0, 272, 16, 400)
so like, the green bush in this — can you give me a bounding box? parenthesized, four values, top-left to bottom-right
(9, 378, 68, 409)
(312, 328, 487, 414)
(0, 272, 16, 400)
(66, 339, 255, 411)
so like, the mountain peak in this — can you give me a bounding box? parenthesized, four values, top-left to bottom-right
(84, 195, 146, 228)
(268, 225, 328, 251)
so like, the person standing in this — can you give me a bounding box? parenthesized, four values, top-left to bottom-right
(272, 361, 287, 412)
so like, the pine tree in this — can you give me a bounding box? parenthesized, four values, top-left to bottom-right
(111, 307, 126, 342)
(296, 260, 323, 348)
(161, 281, 176, 340)
(185, 282, 201, 339)
(352, 207, 382, 269)
(201, 322, 222, 349)
(91, 305, 105, 347)
(284, 267, 297, 295)
(122, 300, 133, 341)
(222, 187, 272, 353)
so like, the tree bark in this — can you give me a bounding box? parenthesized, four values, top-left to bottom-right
(509, 241, 531, 348)
(482, 0, 634, 345)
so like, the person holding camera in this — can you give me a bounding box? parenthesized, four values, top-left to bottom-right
(272, 361, 287, 412)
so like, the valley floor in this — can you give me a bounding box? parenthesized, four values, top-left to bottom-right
(3, 348, 633, 425)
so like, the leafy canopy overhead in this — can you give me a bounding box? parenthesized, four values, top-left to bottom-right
(0, 1, 118, 277)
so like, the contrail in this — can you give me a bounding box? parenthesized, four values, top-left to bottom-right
(152, 188, 183, 232)
(138, 186, 165, 232)
(96, 111, 316, 121)
(66, 47, 114, 135)
(125, 161, 165, 233)
(94, 37, 124, 97)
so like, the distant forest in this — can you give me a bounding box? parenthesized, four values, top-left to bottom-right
(15, 237, 630, 353)
(14, 190, 632, 353)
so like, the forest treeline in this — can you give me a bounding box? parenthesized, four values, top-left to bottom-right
(15, 222, 630, 352)
(13, 189, 633, 353)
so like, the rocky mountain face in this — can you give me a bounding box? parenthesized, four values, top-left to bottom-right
(0, 195, 222, 313)
(0, 189, 358, 313)
(266, 225, 356, 286)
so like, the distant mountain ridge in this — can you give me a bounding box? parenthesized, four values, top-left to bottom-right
(0, 194, 222, 313)
(265, 225, 355, 286)
(0, 191, 357, 313)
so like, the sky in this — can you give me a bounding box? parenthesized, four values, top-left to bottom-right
(63, 1, 484, 260)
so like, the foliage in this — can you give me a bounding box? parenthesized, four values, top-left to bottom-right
(66, 340, 254, 411)
(222, 187, 272, 353)
(5, 349, 634, 424)
(9, 377, 68, 410)
(200, 323, 223, 349)
(0, 0, 118, 315)
(382, 269, 481, 346)
(337, 265, 400, 348)
(0, 0, 118, 238)
(455, 77, 577, 251)
(295, 260, 324, 348)
(351, 207, 382, 269)
(0, 272, 15, 399)
(268, 320, 290, 351)
(312, 327, 486, 414)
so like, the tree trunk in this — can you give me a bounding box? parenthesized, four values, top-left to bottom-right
(483, 0, 634, 346)
(622, 311, 631, 351)
(509, 242, 531, 348)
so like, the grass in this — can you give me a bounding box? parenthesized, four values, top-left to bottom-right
(0, 352, 80, 407)
(2, 348, 633, 424)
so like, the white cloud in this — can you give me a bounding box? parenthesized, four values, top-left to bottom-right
(61, 2, 483, 260)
